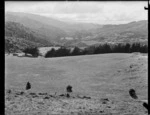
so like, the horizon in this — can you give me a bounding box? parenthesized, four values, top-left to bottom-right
(5, 1, 148, 25)
(5, 11, 148, 26)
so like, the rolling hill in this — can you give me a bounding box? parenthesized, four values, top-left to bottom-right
(5, 21, 54, 53)
(5, 12, 148, 49)
(5, 12, 101, 43)
(5, 12, 102, 31)
(5, 12, 68, 42)
(81, 20, 148, 44)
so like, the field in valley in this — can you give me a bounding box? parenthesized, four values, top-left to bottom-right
(5, 53, 148, 115)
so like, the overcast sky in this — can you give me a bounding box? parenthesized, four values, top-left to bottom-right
(5, 1, 148, 24)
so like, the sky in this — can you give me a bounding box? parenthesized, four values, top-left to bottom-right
(5, 1, 148, 24)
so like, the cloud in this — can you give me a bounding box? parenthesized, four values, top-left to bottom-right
(54, 2, 103, 14)
(5, 1, 148, 24)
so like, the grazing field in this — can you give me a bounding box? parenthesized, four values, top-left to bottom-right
(5, 53, 148, 115)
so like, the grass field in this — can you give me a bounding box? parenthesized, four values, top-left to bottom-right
(5, 53, 148, 114)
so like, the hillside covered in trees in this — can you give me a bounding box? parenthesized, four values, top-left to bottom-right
(5, 21, 54, 53)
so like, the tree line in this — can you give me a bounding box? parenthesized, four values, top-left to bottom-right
(45, 47, 82, 58)
(45, 42, 148, 58)
(20, 42, 147, 58)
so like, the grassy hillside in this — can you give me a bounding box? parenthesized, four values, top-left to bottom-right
(5, 53, 148, 114)
(5, 53, 147, 98)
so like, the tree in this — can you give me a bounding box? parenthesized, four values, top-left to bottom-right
(93, 44, 111, 54)
(45, 48, 56, 58)
(23, 47, 39, 57)
(71, 47, 81, 56)
(124, 43, 131, 53)
(55, 47, 70, 57)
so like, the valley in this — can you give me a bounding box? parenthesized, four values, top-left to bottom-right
(5, 9, 148, 115)
(5, 12, 148, 53)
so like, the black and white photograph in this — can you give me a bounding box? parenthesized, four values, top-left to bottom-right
(5, 1, 148, 115)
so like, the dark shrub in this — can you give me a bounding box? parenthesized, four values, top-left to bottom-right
(143, 102, 148, 110)
(129, 89, 138, 99)
(66, 85, 72, 93)
(26, 82, 31, 90)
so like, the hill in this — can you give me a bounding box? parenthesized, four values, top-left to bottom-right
(5, 12, 148, 48)
(5, 21, 54, 53)
(5, 12, 102, 46)
(5, 12, 102, 32)
(80, 20, 148, 45)
(5, 12, 68, 42)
